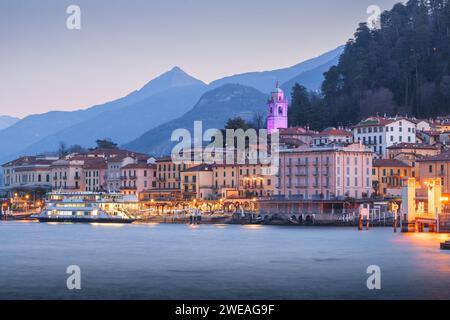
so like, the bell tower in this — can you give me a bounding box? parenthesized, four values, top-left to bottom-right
(267, 82, 288, 134)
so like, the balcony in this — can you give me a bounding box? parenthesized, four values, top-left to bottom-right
(295, 172, 307, 177)
(120, 186, 137, 190)
(74, 176, 81, 180)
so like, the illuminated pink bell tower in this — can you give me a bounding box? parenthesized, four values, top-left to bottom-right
(267, 82, 288, 134)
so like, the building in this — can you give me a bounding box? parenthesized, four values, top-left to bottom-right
(214, 163, 274, 199)
(276, 144, 373, 200)
(372, 159, 411, 198)
(83, 158, 107, 192)
(417, 130, 441, 145)
(353, 117, 416, 157)
(417, 152, 450, 195)
(313, 128, 352, 146)
(106, 155, 137, 192)
(387, 143, 440, 179)
(51, 158, 85, 191)
(267, 84, 288, 135)
(120, 163, 157, 197)
(180, 164, 215, 200)
(1, 156, 57, 193)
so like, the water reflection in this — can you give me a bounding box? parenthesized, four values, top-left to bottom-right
(0, 222, 449, 300)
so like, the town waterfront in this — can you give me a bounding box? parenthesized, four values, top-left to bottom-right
(0, 221, 449, 300)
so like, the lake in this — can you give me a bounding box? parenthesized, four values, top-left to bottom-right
(0, 221, 449, 300)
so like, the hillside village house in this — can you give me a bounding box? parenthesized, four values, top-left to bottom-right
(372, 159, 411, 198)
(353, 117, 416, 158)
(276, 144, 373, 200)
(313, 128, 353, 146)
(387, 143, 441, 179)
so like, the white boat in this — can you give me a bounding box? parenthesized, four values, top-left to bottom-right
(32, 192, 135, 224)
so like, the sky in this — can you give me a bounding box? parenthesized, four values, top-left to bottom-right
(0, 0, 402, 118)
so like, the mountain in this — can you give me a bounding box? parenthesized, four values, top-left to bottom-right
(209, 46, 344, 93)
(0, 67, 207, 163)
(124, 84, 267, 156)
(281, 54, 341, 96)
(0, 47, 344, 163)
(0, 116, 19, 130)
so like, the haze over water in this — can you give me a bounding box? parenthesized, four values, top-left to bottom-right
(0, 222, 449, 300)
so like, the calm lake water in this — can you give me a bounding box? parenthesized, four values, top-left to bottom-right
(0, 221, 449, 300)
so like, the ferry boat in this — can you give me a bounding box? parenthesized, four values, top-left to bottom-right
(33, 192, 136, 224)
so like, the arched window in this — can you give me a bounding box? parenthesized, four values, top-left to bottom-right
(278, 106, 283, 115)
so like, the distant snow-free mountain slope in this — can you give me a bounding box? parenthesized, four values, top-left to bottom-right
(209, 46, 344, 93)
(0, 67, 207, 163)
(0, 116, 19, 130)
(124, 84, 267, 156)
(0, 46, 344, 163)
(281, 53, 342, 96)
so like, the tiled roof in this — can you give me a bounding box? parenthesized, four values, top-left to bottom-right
(373, 159, 409, 168)
(83, 158, 107, 169)
(353, 117, 415, 128)
(183, 164, 213, 173)
(387, 143, 439, 150)
(417, 152, 450, 162)
(316, 128, 352, 137)
(279, 127, 308, 135)
(122, 163, 156, 169)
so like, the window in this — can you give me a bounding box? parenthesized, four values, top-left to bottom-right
(429, 165, 433, 173)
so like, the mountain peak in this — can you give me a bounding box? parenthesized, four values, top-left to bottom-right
(137, 66, 206, 97)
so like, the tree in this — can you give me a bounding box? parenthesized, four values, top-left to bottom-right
(95, 139, 118, 149)
(251, 112, 265, 131)
(225, 117, 252, 131)
(58, 141, 68, 157)
(320, 0, 450, 121)
(68, 144, 86, 154)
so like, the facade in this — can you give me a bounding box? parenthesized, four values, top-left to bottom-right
(180, 164, 215, 200)
(353, 117, 416, 157)
(276, 144, 373, 200)
(51, 159, 85, 191)
(313, 128, 352, 146)
(120, 163, 157, 196)
(387, 143, 440, 180)
(267, 85, 288, 135)
(372, 159, 411, 198)
(417, 152, 450, 195)
(2, 156, 57, 192)
(106, 156, 136, 192)
(83, 158, 107, 192)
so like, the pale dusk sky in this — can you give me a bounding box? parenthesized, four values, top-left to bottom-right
(0, 0, 402, 118)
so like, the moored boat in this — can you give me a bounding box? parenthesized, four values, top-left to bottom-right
(32, 192, 136, 224)
(441, 241, 450, 250)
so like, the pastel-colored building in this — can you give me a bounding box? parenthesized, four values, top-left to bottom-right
(267, 84, 288, 135)
(51, 159, 85, 191)
(83, 158, 107, 192)
(417, 152, 450, 195)
(387, 143, 441, 180)
(372, 159, 411, 197)
(276, 144, 373, 200)
(106, 155, 137, 192)
(120, 163, 157, 197)
(2, 156, 57, 192)
(180, 164, 215, 200)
